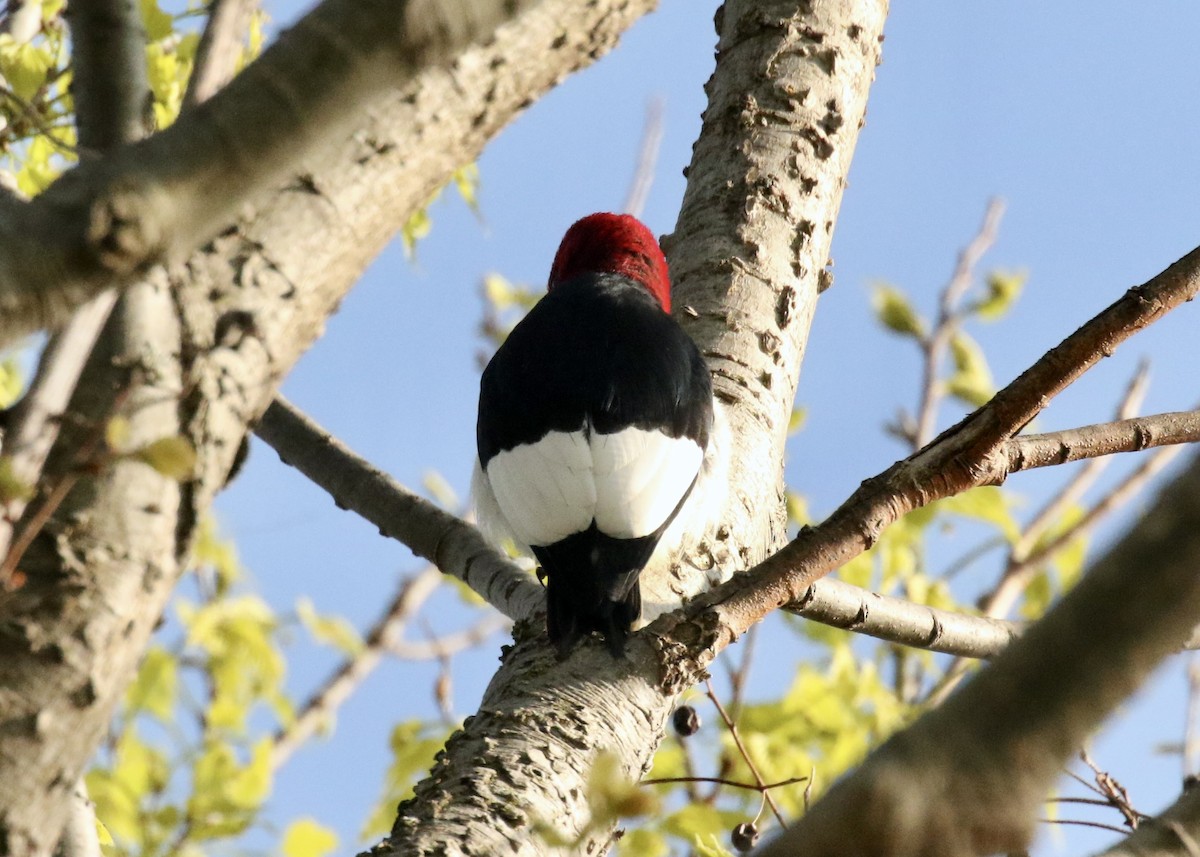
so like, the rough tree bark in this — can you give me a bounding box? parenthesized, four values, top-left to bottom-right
(0, 0, 660, 852)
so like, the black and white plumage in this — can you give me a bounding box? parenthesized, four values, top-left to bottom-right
(473, 212, 714, 657)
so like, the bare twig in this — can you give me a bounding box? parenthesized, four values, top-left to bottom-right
(1013, 362, 1149, 558)
(667, 240, 1200, 659)
(183, 0, 258, 108)
(1003, 410, 1200, 475)
(271, 565, 491, 770)
(913, 198, 1005, 447)
(706, 679, 786, 829)
(622, 96, 664, 219)
(254, 396, 543, 622)
(642, 775, 808, 793)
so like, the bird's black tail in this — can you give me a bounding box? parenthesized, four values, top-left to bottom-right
(535, 524, 657, 658)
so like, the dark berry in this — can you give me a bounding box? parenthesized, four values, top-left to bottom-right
(672, 705, 700, 737)
(731, 821, 760, 852)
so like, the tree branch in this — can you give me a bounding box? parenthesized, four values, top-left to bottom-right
(0, 0, 659, 850)
(913, 197, 1005, 448)
(382, 1, 888, 851)
(254, 397, 543, 622)
(654, 241, 1200, 677)
(0, 0, 549, 346)
(794, 577, 1019, 658)
(269, 566, 506, 771)
(1004, 411, 1200, 474)
(183, 0, 258, 108)
(756, 436, 1200, 857)
(1093, 783, 1200, 857)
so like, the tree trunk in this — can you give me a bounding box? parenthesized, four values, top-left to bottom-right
(0, 0, 659, 852)
(377, 1, 887, 853)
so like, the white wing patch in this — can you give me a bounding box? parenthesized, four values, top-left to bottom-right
(483, 426, 705, 548)
(484, 430, 594, 546)
(592, 428, 704, 539)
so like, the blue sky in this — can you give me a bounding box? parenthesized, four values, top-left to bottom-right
(213, 1, 1200, 852)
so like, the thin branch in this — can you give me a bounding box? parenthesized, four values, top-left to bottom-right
(1003, 411, 1200, 474)
(981, 441, 1182, 621)
(658, 240, 1200, 663)
(0, 293, 116, 562)
(793, 576, 1019, 659)
(642, 775, 808, 793)
(254, 396, 543, 622)
(621, 96, 664, 219)
(913, 198, 1005, 447)
(1093, 784, 1200, 857)
(706, 679, 786, 829)
(272, 566, 446, 770)
(389, 615, 509, 661)
(1013, 362, 1149, 559)
(183, 0, 258, 108)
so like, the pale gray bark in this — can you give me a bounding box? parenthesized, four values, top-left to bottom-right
(256, 397, 544, 621)
(376, 1, 887, 853)
(0, 0, 548, 347)
(0, 0, 659, 853)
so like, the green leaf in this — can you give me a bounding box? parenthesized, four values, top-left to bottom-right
(618, 827, 668, 857)
(126, 645, 177, 720)
(946, 331, 994, 407)
(0, 36, 55, 101)
(788, 406, 807, 436)
(662, 804, 746, 843)
(0, 357, 23, 407)
(139, 0, 174, 41)
(362, 720, 457, 838)
(974, 270, 1026, 321)
(0, 456, 34, 503)
(785, 490, 810, 527)
(1021, 570, 1054, 619)
(452, 164, 479, 211)
(179, 595, 285, 733)
(192, 515, 242, 594)
(693, 833, 737, 857)
(937, 486, 1020, 543)
(871, 283, 927, 338)
(187, 739, 273, 838)
(133, 435, 197, 480)
(422, 469, 459, 509)
(282, 819, 338, 857)
(296, 596, 364, 657)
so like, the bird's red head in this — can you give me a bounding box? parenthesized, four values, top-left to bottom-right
(548, 213, 672, 312)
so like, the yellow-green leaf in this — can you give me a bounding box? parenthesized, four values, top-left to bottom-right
(139, 0, 174, 41)
(452, 164, 479, 210)
(296, 597, 364, 657)
(134, 435, 197, 480)
(126, 645, 177, 720)
(0, 456, 34, 503)
(106, 416, 132, 451)
(618, 827, 668, 857)
(974, 270, 1026, 321)
(946, 331, 994, 407)
(282, 819, 338, 857)
(871, 283, 926, 338)
(0, 357, 22, 407)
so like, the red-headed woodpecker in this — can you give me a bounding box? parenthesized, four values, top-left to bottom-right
(473, 213, 716, 657)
